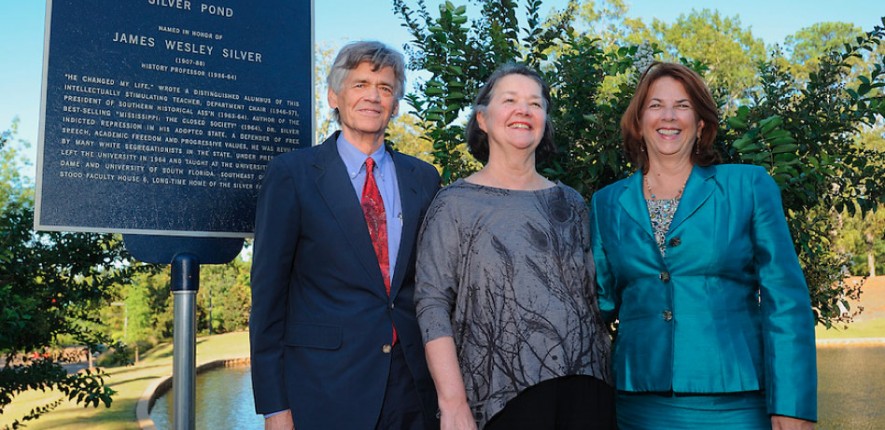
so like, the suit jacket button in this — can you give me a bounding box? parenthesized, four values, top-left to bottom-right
(668, 237, 681, 247)
(662, 310, 673, 321)
(659, 271, 671, 282)
(382, 344, 392, 354)
(389, 302, 395, 310)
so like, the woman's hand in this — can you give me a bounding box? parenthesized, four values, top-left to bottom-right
(771, 415, 814, 430)
(439, 401, 478, 430)
(426, 337, 477, 430)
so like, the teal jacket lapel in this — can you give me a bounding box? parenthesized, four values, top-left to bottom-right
(615, 165, 718, 242)
(669, 165, 717, 233)
(618, 172, 654, 240)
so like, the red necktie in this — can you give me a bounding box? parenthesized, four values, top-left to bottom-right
(361, 158, 396, 344)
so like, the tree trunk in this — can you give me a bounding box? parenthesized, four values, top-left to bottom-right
(869, 251, 877, 277)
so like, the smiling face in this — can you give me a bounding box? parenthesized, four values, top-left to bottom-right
(640, 76, 704, 165)
(477, 73, 547, 159)
(328, 61, 398, 152)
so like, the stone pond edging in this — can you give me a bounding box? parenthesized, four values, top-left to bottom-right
(136, 357, 250, 430)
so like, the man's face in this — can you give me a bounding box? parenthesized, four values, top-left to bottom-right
(328, 62, 398, 146)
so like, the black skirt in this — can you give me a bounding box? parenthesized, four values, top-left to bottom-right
(484, 375, 616, 430)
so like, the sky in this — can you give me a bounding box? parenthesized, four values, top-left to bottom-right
(1, 0, 882, 179)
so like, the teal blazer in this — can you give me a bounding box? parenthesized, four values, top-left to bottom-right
(589, 164, 817, 421)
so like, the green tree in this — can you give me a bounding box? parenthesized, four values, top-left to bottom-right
(571, 0, 653, 50)
(784, 22, 865, 81)
(386, 112, 438, 166)
(542, 33, 640, 194)
(395, 1, 885, 327)
(101, 268, 173, 363)
(837, 210, 885, 276)
(198, 257, 251, 334)
(314, 42, 337, 145)
(781, 22, 885, 283)
(857, 123, 885, 152)
(0, 119, 32, 206)
(568, 0, 650, 101)
(681, 22, 885, 326)
(122, 281, 153, 364)
(643, 9, 767, 106)
(1, 123, 140, 427)
(394, 0, 577, 182)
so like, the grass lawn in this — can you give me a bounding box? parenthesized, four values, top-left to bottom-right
(816, 317, 885, 340)
(0, 331, 250, 430)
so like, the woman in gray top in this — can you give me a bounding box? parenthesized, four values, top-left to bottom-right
(415, 64, 614, 430)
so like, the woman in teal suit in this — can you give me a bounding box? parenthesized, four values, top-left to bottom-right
(589, 62, 817, 429)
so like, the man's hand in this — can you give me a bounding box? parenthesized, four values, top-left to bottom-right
(771, 415, 814, 430)
(265, 409, 294, 430)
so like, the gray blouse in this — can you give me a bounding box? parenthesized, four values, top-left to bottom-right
(415, 179, 612, 427)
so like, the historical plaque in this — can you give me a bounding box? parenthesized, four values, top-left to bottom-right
(35, 0, 312, 237)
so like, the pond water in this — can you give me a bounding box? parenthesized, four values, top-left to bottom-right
(150, 366, 263, 429)
(150, 346, 885, 429)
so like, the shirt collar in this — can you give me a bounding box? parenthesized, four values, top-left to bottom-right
(336, 134, 391, 179)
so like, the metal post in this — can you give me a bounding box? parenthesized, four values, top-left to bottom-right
(171, 253, 199, 430)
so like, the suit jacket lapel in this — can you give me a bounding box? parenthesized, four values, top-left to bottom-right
(389, 150, 417, 298)
(669, 165, 716, 232)
(618, 172, 654, 240)
(313, 133, 387, 295)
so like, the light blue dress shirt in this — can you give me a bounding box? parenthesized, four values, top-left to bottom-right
(336, 134, 403, 279)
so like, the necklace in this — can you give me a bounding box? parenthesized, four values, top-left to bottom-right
(644, 174, 687, 200)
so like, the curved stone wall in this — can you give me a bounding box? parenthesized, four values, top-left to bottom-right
(136, 357, 250, 430)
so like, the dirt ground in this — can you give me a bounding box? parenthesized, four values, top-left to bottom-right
(844, 275, 885, 321)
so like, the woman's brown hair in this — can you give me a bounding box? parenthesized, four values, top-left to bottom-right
(621, 62, 720, 172)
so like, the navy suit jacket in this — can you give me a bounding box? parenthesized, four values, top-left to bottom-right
(249, 132, 440, 429)
(590, 164, 817, 421)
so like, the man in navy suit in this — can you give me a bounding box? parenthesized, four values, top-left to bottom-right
(250, 41, 440, 430)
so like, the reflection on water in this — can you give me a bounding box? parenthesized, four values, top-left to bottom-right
(150, 366, 263, 430)
(817, 346, 885, 430)
(151, 347, 885, 429)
